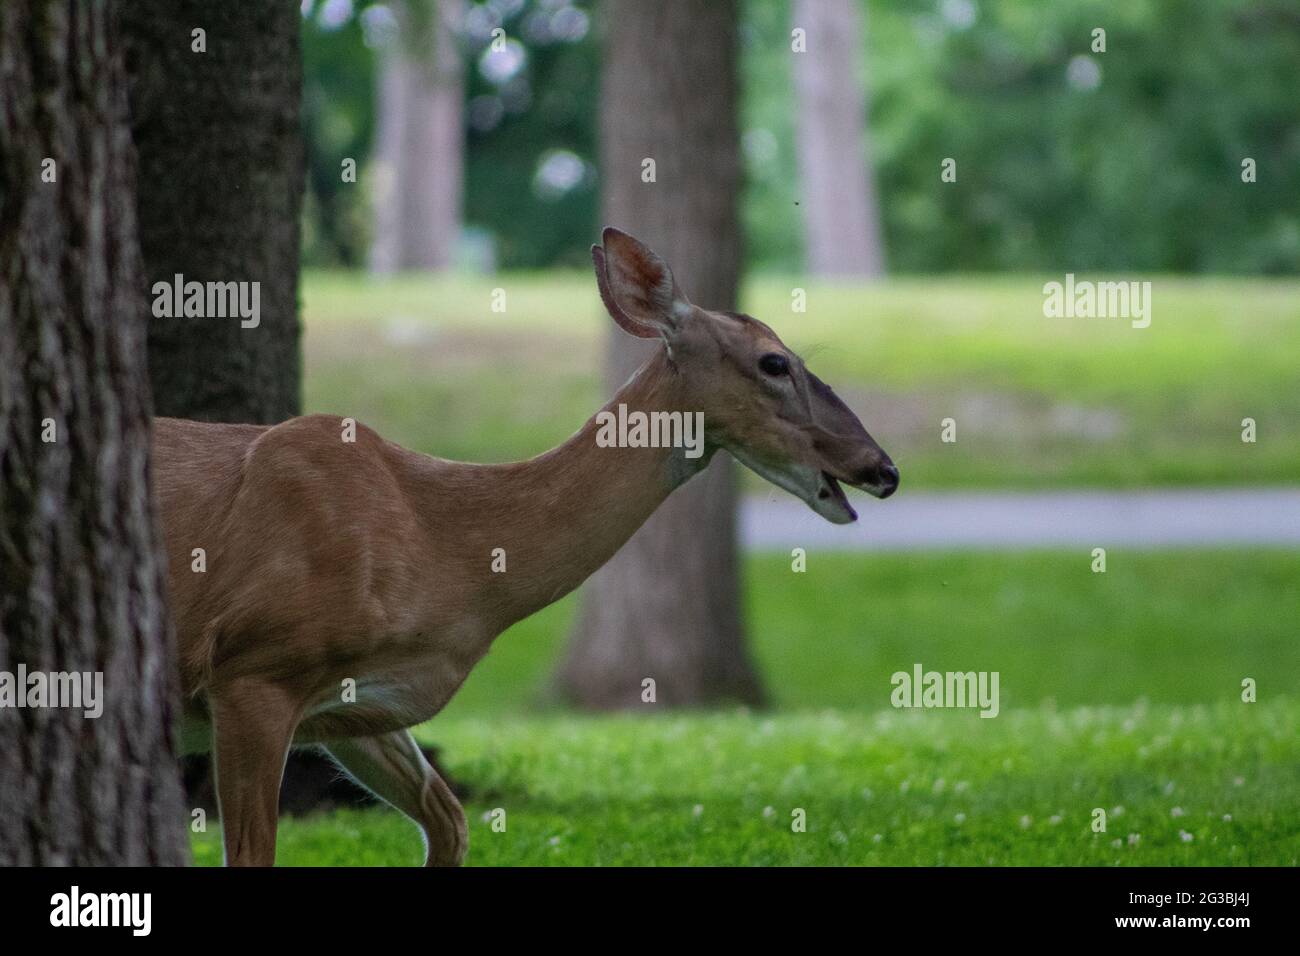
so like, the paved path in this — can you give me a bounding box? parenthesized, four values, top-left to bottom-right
(740, 488, 1300, 551)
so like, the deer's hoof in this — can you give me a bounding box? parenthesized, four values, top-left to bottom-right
(423, 828, 468, 867)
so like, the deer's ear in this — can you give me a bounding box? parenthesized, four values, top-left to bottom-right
(593, 227, 691, 339)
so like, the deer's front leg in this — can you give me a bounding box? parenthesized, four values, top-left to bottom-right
(324, 729, 468, 867)
(210, 679, 300, 867)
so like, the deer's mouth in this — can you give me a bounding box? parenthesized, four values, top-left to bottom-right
(726, 447, 860, 525)
(816, 471, 858, 523)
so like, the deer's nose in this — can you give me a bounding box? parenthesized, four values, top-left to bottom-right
(857, 460, 899, 498)
(878, 463, 900, 498)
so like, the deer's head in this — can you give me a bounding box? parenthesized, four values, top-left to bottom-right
(593, 227, 898, 525)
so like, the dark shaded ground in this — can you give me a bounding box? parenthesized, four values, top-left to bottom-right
(182, 746, 470, 817)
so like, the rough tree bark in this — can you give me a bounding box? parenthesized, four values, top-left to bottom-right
(0, 0, 188, 865)
(121, 0, 303, 422)
(370, 0, 464, 274)
(554, 0, 764, 709)
(791, 0, 886, 276)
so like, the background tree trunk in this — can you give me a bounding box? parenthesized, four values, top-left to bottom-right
(120, 0, 327, 814)
(554, 0, 764, 709)
(0, 0, 188, 865)
(369, 0, 464, 274)
(791, 0, 885, 276)
(121, 0, 303, 423)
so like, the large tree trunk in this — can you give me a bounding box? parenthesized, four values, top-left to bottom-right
(120, 1, 316, 812)
(0, 0, 188, 865)
(121, 0, 303, 423)
(554, 0, 764, 709)
(369, 0, 464, 274)
(791, 0, 885, 276)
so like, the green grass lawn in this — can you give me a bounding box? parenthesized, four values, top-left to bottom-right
(190, 551, 1300, 866)
(191, 703, 1298, 867)
(302, 270, 1300, 489)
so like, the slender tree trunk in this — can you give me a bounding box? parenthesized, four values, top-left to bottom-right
(121, 0, 303, 423)
(554, 0, 764, 709)
(370, 0, 464, 274)
(792, 0, 885, 276)
(0, 0, 187, 865)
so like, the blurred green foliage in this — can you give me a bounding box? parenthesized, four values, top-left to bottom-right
(301, 0, 598, 269)
(462, 2, 599, 269)
(302, 7, 376, 267)
(302, 0, 1300, 273)
(871, 0, 1300, 274)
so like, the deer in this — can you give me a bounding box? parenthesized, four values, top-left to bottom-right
(152, 227, 899, 866)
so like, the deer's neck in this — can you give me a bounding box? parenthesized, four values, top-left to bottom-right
(463, 350, 710, 629)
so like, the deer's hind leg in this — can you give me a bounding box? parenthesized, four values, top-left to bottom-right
(323, 729, 468, 867)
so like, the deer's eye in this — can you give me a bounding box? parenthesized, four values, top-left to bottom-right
(759, 353, 790, 377)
